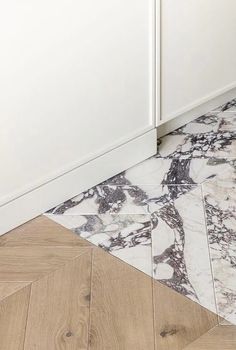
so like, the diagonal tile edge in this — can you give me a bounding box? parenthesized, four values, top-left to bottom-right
(0, 284, 31, 350)
(24, 251, 92, 349)
(0, 216, 92, 248)
(153, 279, 218, 350)
(183, 325, 236, 349)
(0, 281, 31, 302)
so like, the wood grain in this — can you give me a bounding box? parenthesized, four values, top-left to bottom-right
(0, 246, 89, 282)
(0, 285, 31, 350)
(184, 326, 236, 350)
(89, 248, 155, 350)
(219, 317, 233, 326)
(0, 216, 92, 247)
(153, 280, 218, 350)
(0, 216, 230, 349)
(24, 251, 92, 350)
(0, 281, 30, 301)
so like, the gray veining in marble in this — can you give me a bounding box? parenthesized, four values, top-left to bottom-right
(45, 98, 236, 323)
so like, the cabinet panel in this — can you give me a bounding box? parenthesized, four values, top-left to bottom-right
(161, 0, 236, 121)
(0, 0, 155, 203)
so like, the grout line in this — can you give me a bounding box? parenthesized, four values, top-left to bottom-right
(24, 249, 93, 292)
(22, 283, 33, 349)
(149, 212, 156, 349)
(87, 248, 94, 350)
(201, 178, 236, 326)
(21, 250, 94, 349)
(213, 110, 236, 113)
(200, 184, 219, 323)
(0, 282, 32, 303)
(218, 110, 236, 113)
(182, 325, 220, 350)
(151, 278, 157, 350)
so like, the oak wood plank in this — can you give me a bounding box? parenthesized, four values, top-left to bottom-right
(0, 216, 92, 248)
(184, 325, 236, 350)
(153, 280, 218, 350)
(89, 249, 155, 350)
(0, 281, 30, 301)
(0, 285, 31, 350)
(24, 251, 92, 350)
(0, 246, 89, 282)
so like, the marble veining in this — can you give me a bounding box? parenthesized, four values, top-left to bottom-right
(45, 98, 236, 323)
(156, 112, 236, 159)
(47, 213, 152, 275)
(152, 186, 216, 312)
(203, 177, 236, 323)
(214, 98, 236, 112)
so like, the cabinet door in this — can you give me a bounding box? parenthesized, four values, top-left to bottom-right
(0, 0, 155, 204)
(161, 0, 236, 122)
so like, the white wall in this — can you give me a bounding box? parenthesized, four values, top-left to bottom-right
(161, 0, 236, 122)
(0, 0, 155, 206)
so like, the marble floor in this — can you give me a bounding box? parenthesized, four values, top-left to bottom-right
(45, 98, 236, 325)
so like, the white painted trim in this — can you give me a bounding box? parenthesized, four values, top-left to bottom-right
(1, 0, 157, 208)
(0, 125, 153, 207)
(0, 129, 157, 236)
(150, 0, 157, 127)
(157, 86, 236, 137)
(155, 0, 161, 126)
(161, 82, 236, 123)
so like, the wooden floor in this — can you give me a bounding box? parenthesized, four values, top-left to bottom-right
(0, 216, 235, 349)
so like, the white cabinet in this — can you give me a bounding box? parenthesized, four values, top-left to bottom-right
(0, 0, 156, 202)
(0, 0, 157, 234)
(160, 0, 236, 122)
(1, 0, 235, 234)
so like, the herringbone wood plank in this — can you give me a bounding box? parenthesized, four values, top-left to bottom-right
(0, 281, 30, 301)
(153, 280, 218, 350)
(0, 246, 90, 282)
(184, 326, 236, 349)
(0, 285, 31, 350)
(24, 251, 92, 350)
(0, 216, 92, 247)
(89, 248, 155, 350)
(0, 216, 92, 286)
(0, 216, 235, 349)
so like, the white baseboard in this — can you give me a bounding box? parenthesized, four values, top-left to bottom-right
(0, 129, 157, 236)
(2, 87, 235, 236)
(157, 87, 236, 137)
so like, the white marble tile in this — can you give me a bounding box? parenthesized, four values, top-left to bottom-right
(156, 110, 236, 159)
(213, 98, 236, 113)
(125, 157, 235, 186)
(126, 157, 236, 186)
(177, 113, 221, 134)
(205, 141, 236, 159)
(111, 245, 152, 275)
(204, 113, 236, 158)
(203, 178, 236, 324)
(47, 185, 149, 215)
(152, 186, 216, 312)
(124, 157, 172, 185)
(47, 158, 235, 217)
(47, 184, 193, 216)
(218, 113, 236, 132)
(44, 97, 236, 322)
(226, 106, 236, 113)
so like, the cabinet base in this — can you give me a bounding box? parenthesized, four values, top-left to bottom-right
(0, 129, 157, 235)
(157, 86, 236, 137)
